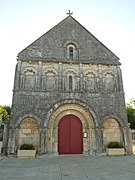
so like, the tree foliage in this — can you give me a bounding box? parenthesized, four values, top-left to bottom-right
(126, 99, 135, 129)
(0, 105, 10, 124)
(3, 106, 11, 117)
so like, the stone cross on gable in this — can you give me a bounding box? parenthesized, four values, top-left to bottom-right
(67, 10, 73, 16)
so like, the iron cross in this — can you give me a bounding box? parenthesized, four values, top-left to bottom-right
(67, 10, 73, 16)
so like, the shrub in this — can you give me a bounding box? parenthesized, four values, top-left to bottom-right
(20, 144, 35, 150)
(107, 141, 124, 148)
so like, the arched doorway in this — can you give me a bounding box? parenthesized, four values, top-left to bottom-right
(58, 114, 83, 154)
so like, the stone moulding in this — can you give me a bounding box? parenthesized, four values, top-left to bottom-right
(17, 150, 36, 158)
(106, 148, 125, 156)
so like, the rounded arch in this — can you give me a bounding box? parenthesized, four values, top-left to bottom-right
(63, 40, 79, 49)
(15, 113, 42, 128)
(84, 70, 97, 77)
(47, 100, 98, 129)
(22, 66, 37, 75)
(102, 70, 117, 77)
(102, 116, 126, 128)
(17, 116, 40, 151)
(63, 40, 79, 60)
(64, 68, 78, 75)
(102, 70, 117, 92)
(46, 100, 98, 154)
(102, 117, 124, 148)
(43, 68, 58, 76)
(66, 43, 77, 49)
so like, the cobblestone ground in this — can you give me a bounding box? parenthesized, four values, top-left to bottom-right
(0, 155, 135, 180)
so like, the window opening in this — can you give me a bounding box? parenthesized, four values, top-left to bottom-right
(69, 47, 73, 59)
(69, 76, 73, 91)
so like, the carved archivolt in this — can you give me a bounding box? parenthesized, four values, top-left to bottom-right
(44, 68, 58, 76)
(64, 68, 77, 75)
(23, 67, 37, 75)
(43, 69, 58, 90)
(84, 70, 97, 77)
(20, 67, 37, 90)
(18, 65, 119, 93)
(47, 102, 98, 128)
(84, 70, 98, 91)
(103, 71, 117, 92)
(45, 101, 98, 153)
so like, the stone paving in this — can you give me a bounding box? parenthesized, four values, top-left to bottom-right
(0, 154, 135, 180)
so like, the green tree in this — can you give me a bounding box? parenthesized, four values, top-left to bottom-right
(3, 106, 11, 118)
(0, 106, 10, 124)
(127, 99, 135, 129)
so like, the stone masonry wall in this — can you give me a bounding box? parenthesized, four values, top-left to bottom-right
(10, 60, 127, 127)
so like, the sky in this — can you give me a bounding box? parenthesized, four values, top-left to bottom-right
(0, 0, 135, 105)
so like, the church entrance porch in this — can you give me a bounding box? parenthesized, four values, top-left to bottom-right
(58, 115, 83, 154)
(46, 102, 98, 155)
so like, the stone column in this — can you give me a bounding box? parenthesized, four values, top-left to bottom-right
(95, 127, 103, 154)
(91, 128, 98, 155)
(128, 128, 133, 153)
(53, 127, 58, 154)
(37, 61, 43, 90)
(99, 128, 104, 153)
(83, 128, 88, 154)
(117, 66, 124, 92)
(7, 127, 16, 155)
(50, 128, 53, 152)
(98, 64, 103, 91)
(40, 128, 45, 154)
(58, 62, 63, 90)
(15, 127, 19, 153)
(14, 61, 22, 90)
(46, 128, 52, 153)
(89, 128, 93, 155)
(79, 63, 83, 91)
(2, 121, 9, 155)
(123, 126, 132, 154)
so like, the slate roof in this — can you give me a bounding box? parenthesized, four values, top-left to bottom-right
(17, 15, 120, 65)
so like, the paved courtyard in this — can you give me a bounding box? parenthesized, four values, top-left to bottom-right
(0, 154, 135, 180)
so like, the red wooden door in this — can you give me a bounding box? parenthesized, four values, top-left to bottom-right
(58, 115, 83, 154)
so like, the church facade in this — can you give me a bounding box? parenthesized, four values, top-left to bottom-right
(5, 14, 131, 155)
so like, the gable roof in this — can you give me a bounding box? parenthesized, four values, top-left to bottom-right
(17, 15, 120, 65)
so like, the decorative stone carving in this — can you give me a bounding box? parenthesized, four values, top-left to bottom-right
(5, 15, 131, 156)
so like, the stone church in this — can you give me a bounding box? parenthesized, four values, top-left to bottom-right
(4, 13, 131, 155)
